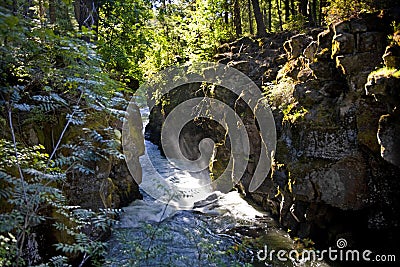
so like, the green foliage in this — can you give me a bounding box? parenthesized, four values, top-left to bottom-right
(283, 14, 307, 32)
(392, 21, 400, 33)
(104, 223, 175, 266)
(0, 233, 17, 266)
(0, 4, 129, 266)
(324, 0, 376, 24)
(3, 0, 396, 266)
(98, 0, 155, 84)
(369, 67, 400, 79)
(0, 137, 122, 266)
(98, 0, 235, 82)
(282, 103, 308, 123)
(159, 0, 233, 61)
(53, 208, 121, 266)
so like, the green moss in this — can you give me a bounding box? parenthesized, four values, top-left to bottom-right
(282, 103, 308, 124)
(316, 47, 330, 59)
(209, 158, 227, 181)
(356, 109, 381, 153)
(369, 67, 400, 79)
(286, 158, 332, 182)
(312, 106, 338, 127)
(100, 177, 116, 208)
(263, 78, 296, 109)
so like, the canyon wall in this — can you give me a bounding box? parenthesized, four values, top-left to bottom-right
(145, 10, 400, 251)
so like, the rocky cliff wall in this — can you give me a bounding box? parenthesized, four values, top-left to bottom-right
(18, 103, 144, 210)
(145, 10, 400, 251)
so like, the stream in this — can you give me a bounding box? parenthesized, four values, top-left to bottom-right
(104, 107, 330, 267)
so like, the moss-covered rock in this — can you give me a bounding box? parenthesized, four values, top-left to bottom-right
(145, 14, 400, 251)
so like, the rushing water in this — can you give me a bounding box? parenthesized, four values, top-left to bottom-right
(105, 107, 330, 267)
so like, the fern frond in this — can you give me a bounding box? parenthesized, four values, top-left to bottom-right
(73, 164, 94, 175)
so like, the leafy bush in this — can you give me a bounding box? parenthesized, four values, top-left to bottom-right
(0, 5, 127, 266)
(324, 0, 376, 24)
(283, 14, 308, 32)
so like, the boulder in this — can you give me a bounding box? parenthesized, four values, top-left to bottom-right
(333, 21, 351, 35)
(294, 153, 369, 210)
(309, 61, 339, 81)
(350, 19, 368, 33)
(297, 68, 313, 82)
(355, 98, 386, 153)
(365, 69, 400, 105)
(378, 114, 400, 167)
(335, 52, 381, 76)
(303, 41, 318, 61)
(357, 32, 384, 53)
(217, 43, 230, 53)
(382, 45, 400, 68)
(227, 60, 250, 73)
(332, 33, 355, 56)
(320, 81, 345, 97)
(316, 29, 334, 60)
(303, 128, 357, 160)
(284, 34, 313, 59)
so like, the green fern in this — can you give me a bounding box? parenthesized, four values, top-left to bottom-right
(0, 4, 132, 266)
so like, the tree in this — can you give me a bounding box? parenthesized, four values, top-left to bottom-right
(319, 0, 327, 25)
(248, 0, 254, 35)
(276, 0, 283, 31)
(299, 0, 308, 18)
(251, 0, 266, 36)
(233, 0, 242, 37)
(267, 0, 272, 31)
(284, 0, 290, 21)
(290, 0, 295, 16)
(310, 0, 317, 25)
(224, 0, 229, 24)
(73, 0, 99, 31)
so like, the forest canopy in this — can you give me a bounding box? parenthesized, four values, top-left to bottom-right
(2, 0, 397, 85)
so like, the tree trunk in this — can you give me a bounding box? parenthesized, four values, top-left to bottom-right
(12, 0, 17, 14)
(49, 0, 56, 24)
(73, 0, 99, 32)
(268, 0, 272, 32)
(263, 8, 268, 32)
(290, 0, 295, 16)
(251, 0, 266, 37)
(15, 0, 34, 17)
(248, 0, 254, 35)
(224, 0, 229, 25)
(311, 0, 317, 26)
(284, 0, 290, 21)
(299, 0, 308, 17)
(276, 0, 283, 31)
(233, 0, 242, 37)
(224, 11, 229, 24)
(319, 0, 327, 25)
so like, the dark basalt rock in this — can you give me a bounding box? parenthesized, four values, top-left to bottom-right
(145, 12, 400, 254)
